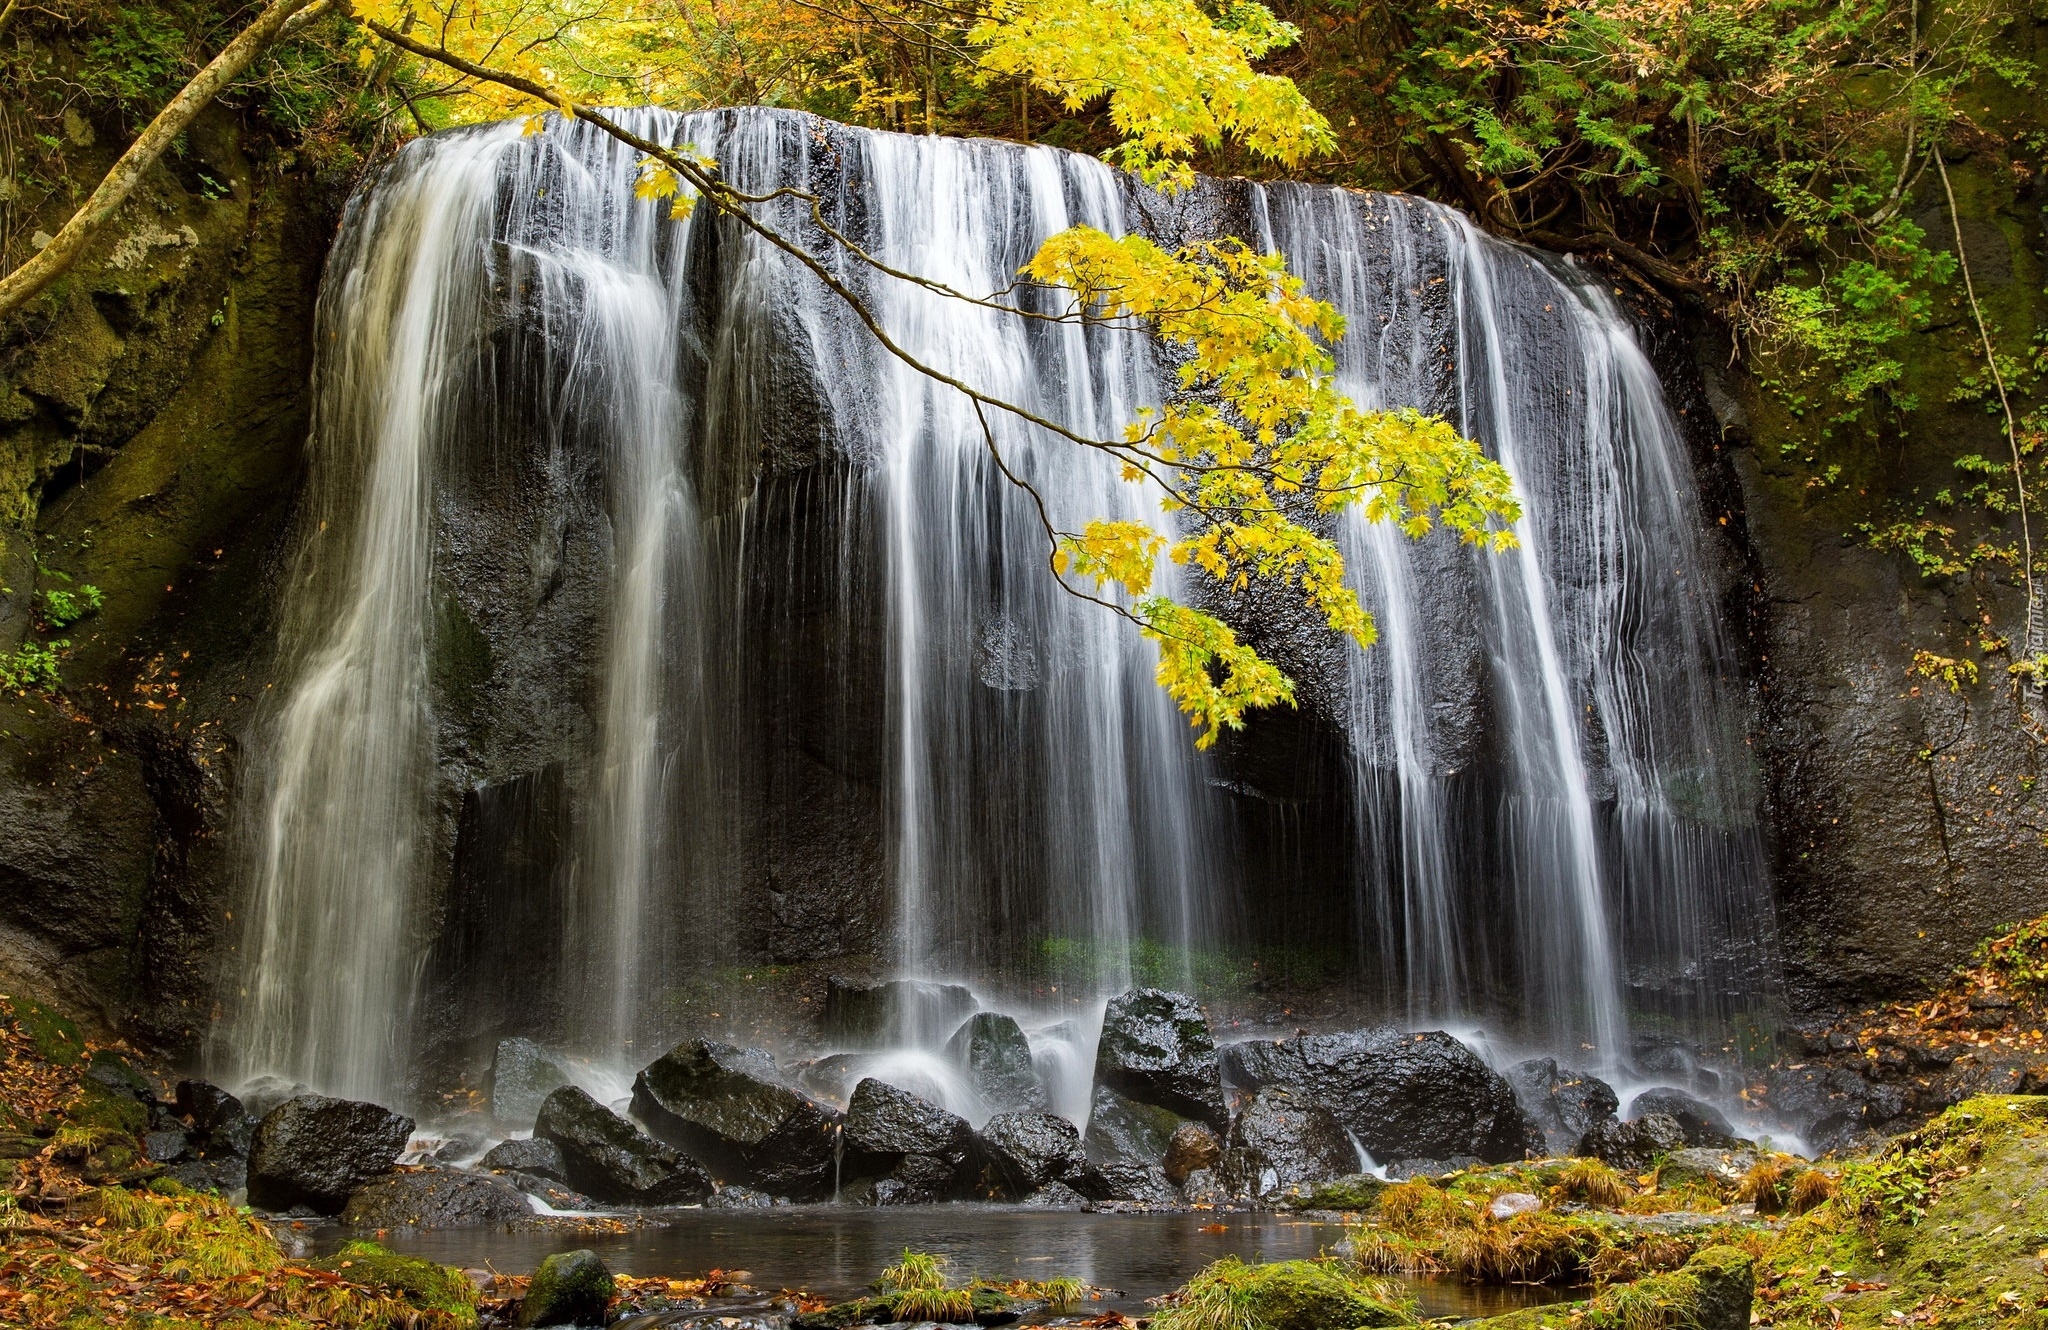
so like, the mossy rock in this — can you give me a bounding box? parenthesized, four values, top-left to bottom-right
(4, 995, 86, 1067)
(793, 1295, 893, 1330)
(1232, 1259, 1413, 1330)
(1294, 1171, 1390, 1210)
(65, 1079, 149, 1137)
(519, 1248, 615, 1327)
(1474, 1244, 1753, 1330)
(323, 1240, 479, 1321)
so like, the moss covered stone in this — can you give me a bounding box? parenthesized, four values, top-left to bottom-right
(323, 1239, 480, 1321)
(1474, 1244, 1754, 1330)
(519, 1248, 616, 1327)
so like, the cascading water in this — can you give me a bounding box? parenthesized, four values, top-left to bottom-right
(220, 106, 1772, 1109)
(1255, 188, 1772, 1062)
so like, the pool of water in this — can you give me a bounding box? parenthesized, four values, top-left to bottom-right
(305, 1207, 1569, 1317)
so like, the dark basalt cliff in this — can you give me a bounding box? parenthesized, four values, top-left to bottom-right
(0, 99, 2042, 1057)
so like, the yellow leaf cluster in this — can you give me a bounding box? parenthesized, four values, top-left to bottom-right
(1025, 226, 1521, 745)
(969, 0, 1335, 190)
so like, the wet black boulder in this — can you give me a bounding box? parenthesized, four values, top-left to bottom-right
(842, 1077, 977, 1200)
(247, 1095, 415, 1214)
(478, 1136, 570, 1185)
(1225, 1086, 1356, 1191)
(631, 1040, 842, 1200)
(487, 1038, 570, 1127)
(533, 1085, 713, 1206)
(980, 1111, 1086, 1197)
(947, 1012, 1045, 1113)
(1505, 1058, 1621, 1154)
(1579, 1112, 1687, 1172)
(1223, 1029, 1543, 1167)
(1094, 989, 1226, 1128)
(1630, 1088, 1738, 1147)
(340, 1168, 533, 1228)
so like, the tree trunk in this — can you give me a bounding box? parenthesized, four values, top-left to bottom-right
(0, 0, 329, 323)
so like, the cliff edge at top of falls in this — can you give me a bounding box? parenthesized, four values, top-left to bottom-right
(0, 88, 2041, 1051)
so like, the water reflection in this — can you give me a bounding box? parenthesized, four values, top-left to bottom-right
(313, 1208, 1569, 1316)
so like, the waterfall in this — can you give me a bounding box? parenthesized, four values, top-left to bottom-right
(1256, 188, 1769, 1060)
(220, 107, 1772, 1103)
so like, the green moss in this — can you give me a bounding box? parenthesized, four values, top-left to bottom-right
(794, 1296, 894, 1330)
(1152, 1257, 1414, 1330)
(5, 995, 86, 1067)
(1474, 1245, 1755, 1330)
(1296, 1171, 1390, 1210)
(64, 1079, 147, 1137)
(323, 1240, 480, 1321)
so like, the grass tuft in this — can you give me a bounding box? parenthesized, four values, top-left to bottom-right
(1551, 1158, 1635, 1209)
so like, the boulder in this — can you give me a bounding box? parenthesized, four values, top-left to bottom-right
(947, 1012, 1045, 1112)
(247, 1095, 415, 1214)
(1578, 1112, 1687, 1173)
(175, 1080, 254, 1156)
(842, 1077, 980, 1201)
(519, 1248, 614, 1327)
(1095, 989, 1227, 1127)
(1656, 1146, 1763, 1197)
(1504, 1058, 1620, 1154)
(1488, 1191, 1542, 1218)
(1223, 1029, 1543, 1166)
(1224, 1087, 1356, 1190)
(1082, 1085, 1187, 1168)
(145, 1127, 191, 1164)
(630, 1040, 841, 1199)
(533, 1086, 713, 1206)
(1163, 1122, 1223, 1185)
(239, 1076, 310, 1122)
(843, 1078, 975, 1161)
(1019, 1180, 1090, 1209)
(824, 977, 977, 1048)
(340, 1168, 532, 1228)
(1630, 1088, 1739, 1147)
(1075, 1158, 1178, 1204)
(1384, 1157, 1481, 1180)
(487, 1038, 571, 1127)
(479, 1137, 570, 1185)
(980, 1111, 1086, 1196)
(707, 1184, 783, 1208)
(1181, 1166, 1229, 1205)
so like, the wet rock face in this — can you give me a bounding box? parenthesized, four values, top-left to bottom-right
(1095, 989, 1227, 1128)
(1163, 1122, 1223, 1185)
(1630, 1087, 1739, 1147)
(843, 1077, 974, 1160)
(1223, 1029, 1543, 1168)
(1225, 1087, 1357, 1191)
(246, 1094, 415, 1214)
(842, 1077, 979, 1203)
(339, 1168, 532, 1228)
(947, 1012, 1045, 1113)
(533, 1085, 713, 1206)
(487, 1038, 570, 1128)
(980, 1111, 1087, 1197)
(630, 1040, 842, 1200)
(1505, 1058, 1620, 1153)
(478, 1137, 570, 1185)
(1083, 1085, 1188, 1168)
(1579, 1112, 1687, 1172)
(823, 977, 977, 1049)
